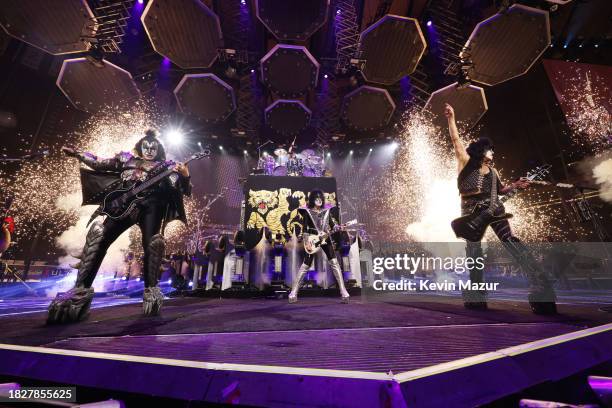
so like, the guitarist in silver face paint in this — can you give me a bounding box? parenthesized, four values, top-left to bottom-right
(288, 189, 350, 304)
(445, 104, 557, 315)
(48, 129, 192, 323)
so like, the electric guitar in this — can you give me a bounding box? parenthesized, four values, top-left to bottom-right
(451, 165, 551, 242)
(98, 151, 210, 220)
(304, 219, 358, 255)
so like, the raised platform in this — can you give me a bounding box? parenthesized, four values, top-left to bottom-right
(0, 295, 611, 407)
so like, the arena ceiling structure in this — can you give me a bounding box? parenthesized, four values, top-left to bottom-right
(0, 0, 609, 151)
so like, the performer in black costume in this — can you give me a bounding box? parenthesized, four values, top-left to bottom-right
(288, 190, 350, 303)
(445, 104, 557, 314)
(47, 130, 192, 323)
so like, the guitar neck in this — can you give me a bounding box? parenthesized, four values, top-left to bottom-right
(131, 167, 174, 195)
(131, 156, 198, 195)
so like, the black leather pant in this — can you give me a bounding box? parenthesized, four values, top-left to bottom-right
(77, 198, 165, 288)
(462, 202, 554, 300)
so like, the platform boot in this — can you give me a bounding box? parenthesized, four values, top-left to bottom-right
(47, 221, 104, 324)
(329, 258, 350, 303)
(142, 234, 165, 316)
(288, 263, 309, 303)
(506, 240, 557, 315)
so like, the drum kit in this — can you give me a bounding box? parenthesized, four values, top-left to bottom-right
(256, 147, 325, 177)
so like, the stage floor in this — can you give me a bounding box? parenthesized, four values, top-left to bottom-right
(1, 293, 611, 347)
(1, 294, 611, 407)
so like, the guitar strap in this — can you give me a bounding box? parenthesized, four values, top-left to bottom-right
(488, 166, 497, 211)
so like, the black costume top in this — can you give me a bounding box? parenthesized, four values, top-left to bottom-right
(297, 206, 340, 236)
(458, 165, 502, 196)
(458, 166, 504, 215)
(78, 151, 191, 225)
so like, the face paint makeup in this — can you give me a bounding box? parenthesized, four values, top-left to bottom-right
(142, 140, 159, 161)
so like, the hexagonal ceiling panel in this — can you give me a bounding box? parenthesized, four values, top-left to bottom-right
(260, 45, 319, 98)
(0, 0, 95, 55)
(265, 100, 312, 136)
(256, 0, 329, 41)
(424, 82, 488, 130)
(56, 58, 140, 114)
(359, 14, 427, 85)
(142, 0, 222, 69)
(464, 4, 550, 86)
(341, 86, 396, 131)
(174, 73, 236, 123)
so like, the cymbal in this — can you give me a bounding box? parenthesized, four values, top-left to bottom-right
(307, 155, 322, 164)
(274, 148, 288, 156)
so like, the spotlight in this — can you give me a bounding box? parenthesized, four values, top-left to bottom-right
(563, 44, 568, 49)
(136, 277, 141, 282)
(189, 281, 194, 287)
(579, 43, 583, 48)
(391, 141, 399, 149)
(263, 151, 268, 156)
(121, 276, 127, 281)
(336, 9, 341, 15)
(324, 74, 328, 79)
(426, 20, 432, 27)
(241, 0, 246, 4)
(369, 148, 373, 152)
(167, 279, 172, 284)
(244, 150, 248, 154)
(250, 69, 255, 73)
(327, 152, 331, 157)
(349, 150, 353, 154)
(167, 129, 183, 145)
(219, 145, 223, 150)
(197, 141, 202, 146)
(595, 44, 599, 48)
(138, 0, 144, 4)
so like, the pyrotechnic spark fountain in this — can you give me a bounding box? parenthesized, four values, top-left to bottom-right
(378, 110, 571, 243)
(557, 68, 611, 153)
(0, 102, 175, 264)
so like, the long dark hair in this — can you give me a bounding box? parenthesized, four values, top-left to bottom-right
(458, 137, 494, 183)
(133, 129, 166, 161)
(307, 189, 325, 208)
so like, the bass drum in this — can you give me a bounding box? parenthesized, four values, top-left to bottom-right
(302, 166, 316, 177)
(272, 166, 287, 176)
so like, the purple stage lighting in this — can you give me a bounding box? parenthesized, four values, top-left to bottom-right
(426, 20, 432, 27)
(324, 74, 328, 78)
(138, 0, 144, 4)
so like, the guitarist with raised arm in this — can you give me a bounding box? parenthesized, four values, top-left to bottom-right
(48, 129, 192, 323)
(288, 189, 350, 304)
(445, 104, 557, 314)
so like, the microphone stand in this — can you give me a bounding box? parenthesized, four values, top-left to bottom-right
(256, 140, 273, 162)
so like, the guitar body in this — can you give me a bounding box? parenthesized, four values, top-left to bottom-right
(450, 165, 551, 241)
(93, 150, 211, 221)
(304, 233, 328, 255)
(303, 219, 357, 255)
(451, 209, 513, 241)
(99, 186, 148, 220)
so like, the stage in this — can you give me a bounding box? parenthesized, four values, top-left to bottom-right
(0, 294, 611, 407)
